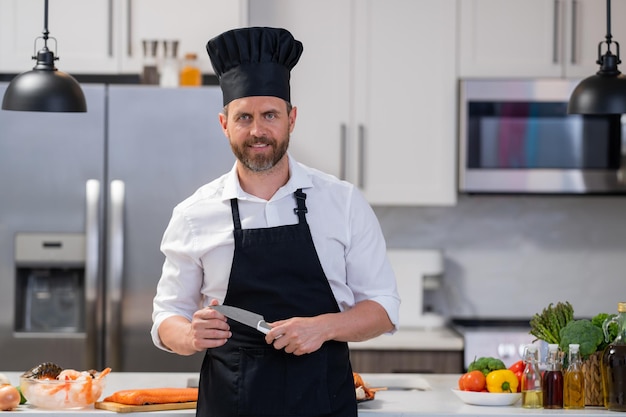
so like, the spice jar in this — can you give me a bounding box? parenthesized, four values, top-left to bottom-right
(179, 53, 202, 87)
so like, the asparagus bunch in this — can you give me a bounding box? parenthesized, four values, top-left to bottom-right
(529, 301, 575, 344)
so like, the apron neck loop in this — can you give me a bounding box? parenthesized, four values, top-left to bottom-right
(293, 189, 308, 223)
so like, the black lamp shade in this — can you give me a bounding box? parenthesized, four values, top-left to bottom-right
(2, 68, 87, 112)
(2, 48, 87, 113)
(567, 72, 626, 114)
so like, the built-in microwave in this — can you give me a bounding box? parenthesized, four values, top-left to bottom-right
(458, 79, 626, 194)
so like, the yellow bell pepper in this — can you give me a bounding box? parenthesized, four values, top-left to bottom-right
(486, 369, 519, 393)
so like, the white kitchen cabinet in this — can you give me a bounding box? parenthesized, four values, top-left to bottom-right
(249, 0, 457, 206)
(0, 0, 246, 74)
(459, 0, 626, 78)
(0, 0, 118, 73)
(117, 0, 246, 75)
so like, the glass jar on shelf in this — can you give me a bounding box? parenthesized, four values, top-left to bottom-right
(179, 53, 202, 87)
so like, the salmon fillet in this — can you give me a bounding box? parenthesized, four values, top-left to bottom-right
(103, 387, 198, 405)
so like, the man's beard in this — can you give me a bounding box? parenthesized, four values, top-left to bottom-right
(231, 136, 289, 172)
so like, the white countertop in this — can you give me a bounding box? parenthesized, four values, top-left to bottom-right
(1, 371, 617, 416)
(349, 326, 464, 351)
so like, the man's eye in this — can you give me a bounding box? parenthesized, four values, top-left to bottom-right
(265, 113, 276, 120)
(238, 114, 251, 121)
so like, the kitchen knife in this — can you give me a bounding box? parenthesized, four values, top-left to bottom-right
(210, 305, 272, 334)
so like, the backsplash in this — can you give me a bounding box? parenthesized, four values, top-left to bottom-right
(374, 195, 626, 321)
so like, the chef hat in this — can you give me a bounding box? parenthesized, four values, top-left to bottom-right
(206, 27, 303, 106)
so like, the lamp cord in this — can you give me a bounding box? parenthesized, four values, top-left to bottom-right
(42, 0, 49, 45)
(606, 0, 613, 46)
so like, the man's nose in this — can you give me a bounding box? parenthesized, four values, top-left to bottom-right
(249, 119, 268, 137)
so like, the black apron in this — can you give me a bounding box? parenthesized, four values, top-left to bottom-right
(196, 189, 356, 417)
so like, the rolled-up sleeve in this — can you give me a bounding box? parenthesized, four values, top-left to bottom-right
(151, 205, 204, 351)
(344, 189, 400, 332)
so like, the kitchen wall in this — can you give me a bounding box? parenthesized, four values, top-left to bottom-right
(374, 195, 626, 320)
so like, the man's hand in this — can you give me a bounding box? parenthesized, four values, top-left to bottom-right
(265, 316, 328, 355)
(159, 299, 231, 355)
(189, 300, 232, 350)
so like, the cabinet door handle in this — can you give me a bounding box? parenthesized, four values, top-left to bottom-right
(553, 0, 560, 64)
(127, 0, 133, 56)
(107, 0, 113, 57)
(107, 180, 125, 371)
(358, 124, 365, 189)
(85, 179, 101, 370)
(571, 0, 578, 64)
(340, 124, 347, 181)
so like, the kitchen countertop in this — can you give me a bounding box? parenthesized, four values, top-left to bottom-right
(1, 371, 618, 416)
(349, 326, 464, 351)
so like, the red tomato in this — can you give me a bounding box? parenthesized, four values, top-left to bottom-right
(458, 370, 486, 392)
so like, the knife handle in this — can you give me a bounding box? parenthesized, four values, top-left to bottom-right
(257, 321, 271, 334)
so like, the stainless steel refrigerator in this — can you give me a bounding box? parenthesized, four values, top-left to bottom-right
(0, 83, 234, 372)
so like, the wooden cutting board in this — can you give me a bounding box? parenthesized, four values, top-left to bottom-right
(95, 401, 197, 413)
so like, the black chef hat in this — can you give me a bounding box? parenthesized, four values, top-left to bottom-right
(206, 27, 303, 106)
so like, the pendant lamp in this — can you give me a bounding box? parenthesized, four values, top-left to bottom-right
(1, 0, 86, 112)
(568, 0, 626, 114)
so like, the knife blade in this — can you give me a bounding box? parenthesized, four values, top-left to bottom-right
(210, 305, 272, 334)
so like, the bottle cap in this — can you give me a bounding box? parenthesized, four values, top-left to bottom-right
(569, 344, 580, 352)
(548, 343, 559, 351)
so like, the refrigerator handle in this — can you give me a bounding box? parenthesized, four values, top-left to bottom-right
(85, 180, 101, 370)
(107, 180, 125, 371)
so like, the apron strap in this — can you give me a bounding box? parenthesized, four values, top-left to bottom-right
(230, 198, 242, 231)
(293, 189, 308, 223)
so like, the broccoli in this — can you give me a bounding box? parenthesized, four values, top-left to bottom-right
(468, 357, 506, 376)
(592, 313, 618, 351)
(559, 319, 604, 359)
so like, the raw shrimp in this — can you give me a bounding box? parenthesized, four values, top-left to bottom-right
(21, 367, 111, 409)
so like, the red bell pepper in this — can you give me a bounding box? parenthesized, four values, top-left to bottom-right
(508, 360, 524, 392)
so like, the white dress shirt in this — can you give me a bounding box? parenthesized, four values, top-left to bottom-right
(151, 154, 400, 351)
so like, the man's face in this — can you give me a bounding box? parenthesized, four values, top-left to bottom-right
(220, 96, 296, 173)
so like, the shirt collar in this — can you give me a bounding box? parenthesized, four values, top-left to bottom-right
(222, 153, 314, 202)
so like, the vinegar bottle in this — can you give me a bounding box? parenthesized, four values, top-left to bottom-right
(564, 343, 585, 409)
(543, 343, 564, 409)
(602, 301, 626, 411)
(179, 53, 202, 87)
(521, 344, 543, 408)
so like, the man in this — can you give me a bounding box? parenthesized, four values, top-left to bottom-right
(152, 27, 400, 417)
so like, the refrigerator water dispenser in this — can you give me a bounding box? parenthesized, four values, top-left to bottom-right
(14, 233, 86, 334)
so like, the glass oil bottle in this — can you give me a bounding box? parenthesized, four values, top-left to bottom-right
(521, 344, 543, 408)
(564, 343, 585, 409)
(602, 301, 626, 411)
(543, 343, 564, 409)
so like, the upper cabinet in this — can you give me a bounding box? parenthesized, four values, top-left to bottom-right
(0, 0, 118, 73)
(117, 0, 246, 75)
(250, 0, 457, 206)
(0, 0, 247, 74)
(459, 0, 626, 78)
